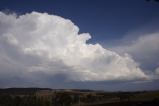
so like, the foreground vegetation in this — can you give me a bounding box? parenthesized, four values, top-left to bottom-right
(0, 88, 159, 106)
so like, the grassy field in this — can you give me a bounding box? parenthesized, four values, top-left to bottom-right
(0, 88, 159, 106)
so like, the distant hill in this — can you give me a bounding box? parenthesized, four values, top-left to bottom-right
(0, 88, 159, 106)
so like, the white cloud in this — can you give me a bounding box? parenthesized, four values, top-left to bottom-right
(0, 11, 148, 84)
(156, 67, 159, 75)
(111, 32, 159, 74)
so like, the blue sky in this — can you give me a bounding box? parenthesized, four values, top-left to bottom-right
(1, 0, 159, 42)
(0, 0, 159, 91)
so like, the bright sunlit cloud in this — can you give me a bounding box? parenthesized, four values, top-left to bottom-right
(0, 12, 148, 86)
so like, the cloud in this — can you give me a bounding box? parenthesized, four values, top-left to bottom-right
(0, 12, 148, 87)
(111, 32, 159, 73)
(156, 67, 159, 75)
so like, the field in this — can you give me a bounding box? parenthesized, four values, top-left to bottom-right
(0, 88, 159, 106)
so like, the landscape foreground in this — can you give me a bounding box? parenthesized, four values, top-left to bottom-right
(0, 88, 159, 106)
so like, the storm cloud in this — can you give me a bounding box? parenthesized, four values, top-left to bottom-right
(0, 12, 148, 87)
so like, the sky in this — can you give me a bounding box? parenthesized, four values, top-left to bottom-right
(0, 0, 159, 91)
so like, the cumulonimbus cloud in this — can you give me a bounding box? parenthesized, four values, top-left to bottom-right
(0, 11, 148, 84)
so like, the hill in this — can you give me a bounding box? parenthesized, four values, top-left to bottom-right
(0, 88, 159, 106)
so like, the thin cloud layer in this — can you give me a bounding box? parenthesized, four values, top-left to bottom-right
(156, 67, 159, 75)
(0, 12, 148, 86)
(111, 32, 159, 74)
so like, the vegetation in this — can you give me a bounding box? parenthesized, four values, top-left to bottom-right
(0, 88, 159, 106)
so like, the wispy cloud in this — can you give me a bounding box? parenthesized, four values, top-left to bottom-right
(110, 30, 159, 80)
